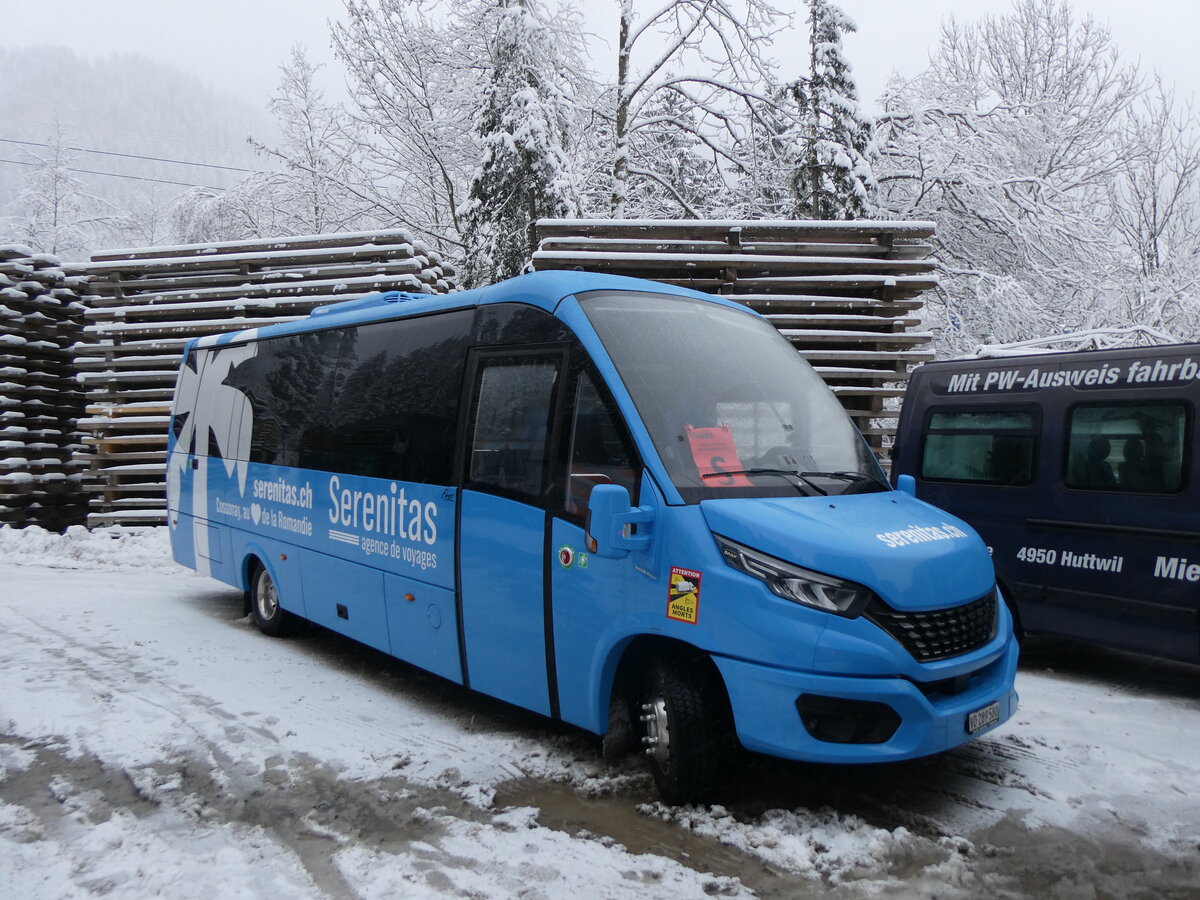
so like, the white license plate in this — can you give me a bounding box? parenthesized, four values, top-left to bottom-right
(967, 701, 1000, 734)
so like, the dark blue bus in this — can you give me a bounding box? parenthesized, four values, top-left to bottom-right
(893, 342, 1200, 662)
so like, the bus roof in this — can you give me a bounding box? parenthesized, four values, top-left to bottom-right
(913, 341, 1200, 376)
(906, 340, 1200, 399)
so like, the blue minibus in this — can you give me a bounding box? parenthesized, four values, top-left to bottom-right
(167, 270, 1017, 802)
(893, 343, 1200, 663)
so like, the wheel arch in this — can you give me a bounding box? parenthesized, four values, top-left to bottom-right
(600, 635, 731, 735)
(236, 541, 278, 591)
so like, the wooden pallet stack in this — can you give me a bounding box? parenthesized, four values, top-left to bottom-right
(75, 229, 456, 527)
(532, 219, 937, 457)
(0, 246, 88, 530)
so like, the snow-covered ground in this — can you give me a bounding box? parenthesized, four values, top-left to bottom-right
(1, 525, 1198, 899)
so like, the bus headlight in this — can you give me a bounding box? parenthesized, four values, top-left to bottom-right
(715, 535, 874, 617)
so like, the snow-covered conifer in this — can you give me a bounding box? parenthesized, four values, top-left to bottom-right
(459, 0, 580, 285)
(786, 0, 874, 219)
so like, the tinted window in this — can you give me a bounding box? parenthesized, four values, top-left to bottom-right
(322, 310, 472, 483)
(223, 331, 346, 466)
(921, 409, 1038, 485)
(468, 355, 561, 501)
(473, 303, 572, 346)
(1065, 402, 1188, 493)
(564, 369, 637, 519)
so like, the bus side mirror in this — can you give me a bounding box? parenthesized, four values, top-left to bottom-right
(586, 484, 654, 559)
(896, 474, 917, 497)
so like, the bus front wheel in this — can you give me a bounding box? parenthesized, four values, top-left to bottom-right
(638, 657, 729, 804)
(251, 564, 291, 637)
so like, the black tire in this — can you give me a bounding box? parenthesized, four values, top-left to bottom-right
(638, 656, 731, 804)
(250, 564, 291, 637)
(601, 690, 635, 763)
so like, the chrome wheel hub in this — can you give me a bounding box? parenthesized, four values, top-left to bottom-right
(640, 697, 670, 767)
(256, 574, 278, 620)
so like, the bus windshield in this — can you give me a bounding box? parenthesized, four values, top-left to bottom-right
(578, 290, 884, 502)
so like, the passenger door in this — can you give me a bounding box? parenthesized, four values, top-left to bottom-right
(549, 364, 644, 729)
(457, 348, 567, 714)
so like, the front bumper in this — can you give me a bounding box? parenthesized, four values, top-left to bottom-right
(712, 636, 1020, 763)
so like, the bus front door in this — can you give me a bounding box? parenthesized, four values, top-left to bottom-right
(457, 349, 566, 716)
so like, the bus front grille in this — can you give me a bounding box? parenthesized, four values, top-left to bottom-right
(865, 591, 997, 662)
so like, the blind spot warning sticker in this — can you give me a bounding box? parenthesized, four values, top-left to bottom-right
(667, 566, 702, 624)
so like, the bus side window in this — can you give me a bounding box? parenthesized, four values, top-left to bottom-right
(469, 357, 560, 500)
(221, 331, 342, 466)
(1065, 402, 1188, 493)
(565, 370, 637, 519)
(325, 311, 472, 483)
(921, 409, 1037, 485)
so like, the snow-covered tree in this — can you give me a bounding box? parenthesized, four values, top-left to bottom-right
(328, 0, 872, 248)
(621, 85, 726, 218)
(4, 124, 113, 257)
(723, 82, 795, 218)
(872, 0, 1147, 353)
(786, 0, 873, 219)
(332, 0, 489, 257)
(110, 185, 174, 248)
(1106, 83, 1200, 343)
(1111, 81, 1200, 278)
(606, 0, 792, 218)
(459, 0, 581, 285)
(248, 46, 371, 235)
(175, 46, 378, 245)
(170, 173, 302, 243)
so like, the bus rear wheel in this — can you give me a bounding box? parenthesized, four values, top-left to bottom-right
(251, 564, 291, 637)
(638, 657, 729, 804)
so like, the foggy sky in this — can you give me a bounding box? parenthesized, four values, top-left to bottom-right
(11, 1, 1200, 135)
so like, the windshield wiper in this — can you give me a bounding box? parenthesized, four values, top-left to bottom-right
(701, 468, 826, 495)
(798, 470, 889, 491)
